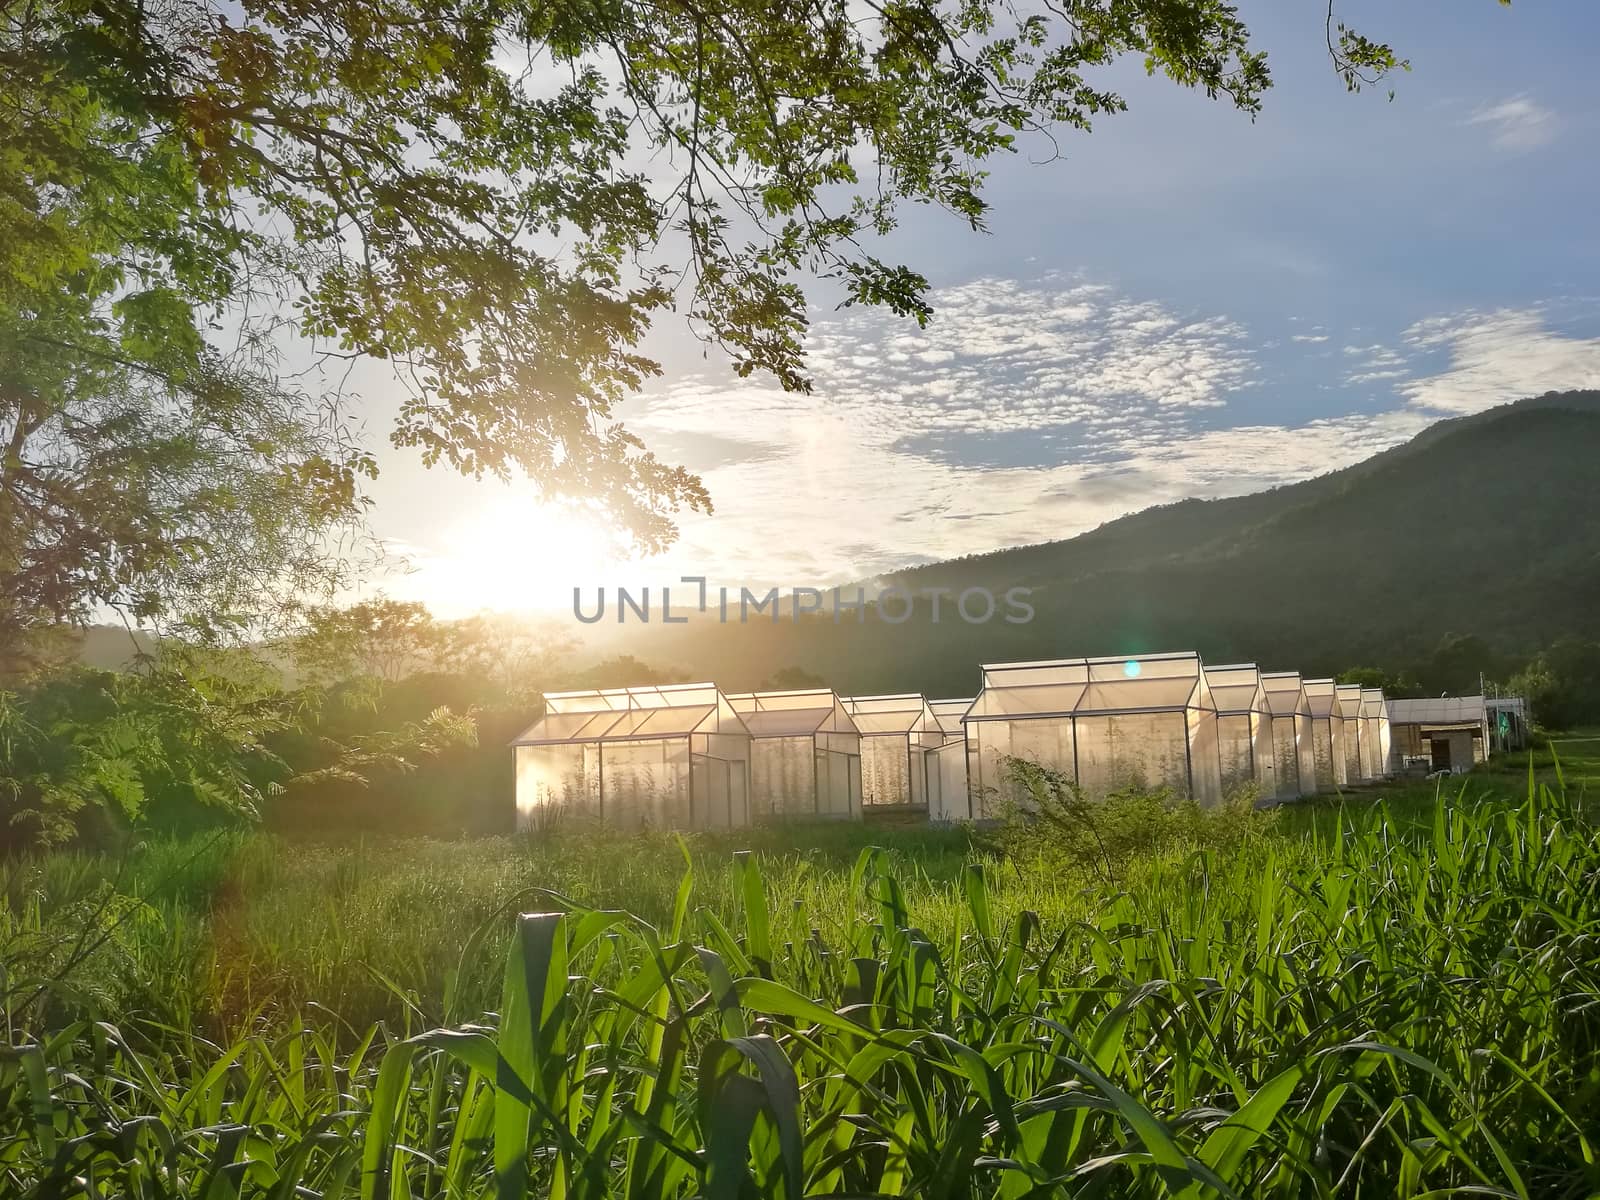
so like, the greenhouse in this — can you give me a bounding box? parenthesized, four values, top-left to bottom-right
(511, 683, 752, 830)
(1303, 678, 1350, 790)
(1336, 683, 1367, 782)
(964, 652, 1224, 810)
(841, 694, 945, 809)
(928, 698, 975, 821)
(726, 689, 862, 820)
(1360, 688, 1391, 778)
(1203, 663, 1276, 799)
(1261, 672, 1317, 799)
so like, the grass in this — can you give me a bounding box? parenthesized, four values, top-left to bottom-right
(2, 747, 1598, 1196)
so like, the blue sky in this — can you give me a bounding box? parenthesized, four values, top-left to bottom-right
(363, 0, 1600, 615)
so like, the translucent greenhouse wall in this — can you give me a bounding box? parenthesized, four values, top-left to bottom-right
(748, 735, 820, 817)
(931, 743, 971, 820)
(1304, 679, 1349, 790)
(929, 699, 974, 822)
(844, 695, 942, 807)
(817, 732, 864, 819)
(729, 690, 862, 820)
(1205, 664, 1276, 802)
(964, 653, 1223, 810)
(1261, 673, 1316, 799)
(1336, 684, 1367, 782)
(1074, 710, 1191, 798)
(1359, 689, 1388, 779)
(511, 683, 752, 831)
(1216, 714, 1256, 796)
(861, 735, 912, 807)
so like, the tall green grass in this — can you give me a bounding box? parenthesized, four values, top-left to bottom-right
(4, 776, 1598, 1197)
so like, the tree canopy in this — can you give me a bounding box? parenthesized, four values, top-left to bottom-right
(1, 0, 1483, 650)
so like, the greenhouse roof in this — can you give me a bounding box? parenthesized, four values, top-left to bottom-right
(727, 689, 857, 738)
(970, 651, 1209, 720)
(1260, 672, 1310, 717)
(1204, 663, 1269, 715)
(512, 682, 744, 746)
(1304, 678, 1340, 719)
(842, 694, 937, 736)
(1336, 684, 1367, 723)
(1387, 696, 1487, 726)
(929, 698, 974, 736)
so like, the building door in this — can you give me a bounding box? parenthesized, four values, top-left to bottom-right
(1430, 737, 1452, 773)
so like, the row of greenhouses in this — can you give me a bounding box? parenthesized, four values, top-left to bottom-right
(510, 654, 1399, 830)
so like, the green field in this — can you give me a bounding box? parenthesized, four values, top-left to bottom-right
(3, 743, 1599, 1197)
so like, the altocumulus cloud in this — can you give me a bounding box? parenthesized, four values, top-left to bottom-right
(623, 279, 1600, 587)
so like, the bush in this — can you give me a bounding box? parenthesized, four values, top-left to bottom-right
(992, 756, 1274, 881)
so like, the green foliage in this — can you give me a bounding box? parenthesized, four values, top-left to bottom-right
(758, 666, 828, 691)
(0, 656, 295, 848)
(1508, 637, 1600, 730)
(4, 776, 1599, 1196)
(994, 757, 1272, 883)
(1, 0, 1434, 615)
(0, 633, 501, 848)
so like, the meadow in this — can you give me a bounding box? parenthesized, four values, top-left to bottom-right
(2, 737, 1598, 1197)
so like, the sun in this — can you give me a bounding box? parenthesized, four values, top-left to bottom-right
(415, 494, 628, 616)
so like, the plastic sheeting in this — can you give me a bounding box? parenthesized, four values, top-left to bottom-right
(843, 694, 943, 808)
(1304, 679, 1349, 790)
(1206, 664, 1276, 801)
(965, 653, 1224, 810)
(928, 699, 974, 822)
(728, 690, 862, 820)
(1261, 673, 1317, 800)
(1336, 684, 1367, 783)
(511, 683, 752, 830)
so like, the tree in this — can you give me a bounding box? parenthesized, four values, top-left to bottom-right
(0, 341, 374, 661)
(760, 666, 828, 691)
(1, 0, 1455, 650)
(1336, 667, 1422, 698)
(282, 599, 447, 685)
(435, 613, 576, 701)
(1509, 638, 1600, 731)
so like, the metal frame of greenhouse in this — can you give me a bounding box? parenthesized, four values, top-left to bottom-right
(841, 694, 945, 809)
(1303, 678, 1350, 790)
(963, 652, 1224, 812)
(1203, 663, 1277, 800)
(928, 698, 975, 822)
(1261, 672, 1318, 799)
(511, 683, 752, 830)
(726, 689, 863, 820)
(1336, 683, 1368, 783)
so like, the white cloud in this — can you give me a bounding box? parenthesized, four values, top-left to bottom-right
(616, 277, 1389, 587)
(1291, 333, 1329, 344)
(1399, 309, 1600, 413)
(618, 290, 1600, 588)
(1466, 94, 1557, 151)
(384, 277, 1600, 612)
(1343, 343, 1410, 387)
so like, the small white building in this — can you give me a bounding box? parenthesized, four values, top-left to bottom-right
(1386, 696, 1490, 774)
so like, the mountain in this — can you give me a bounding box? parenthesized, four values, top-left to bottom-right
(579, 390, 1600, 697)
